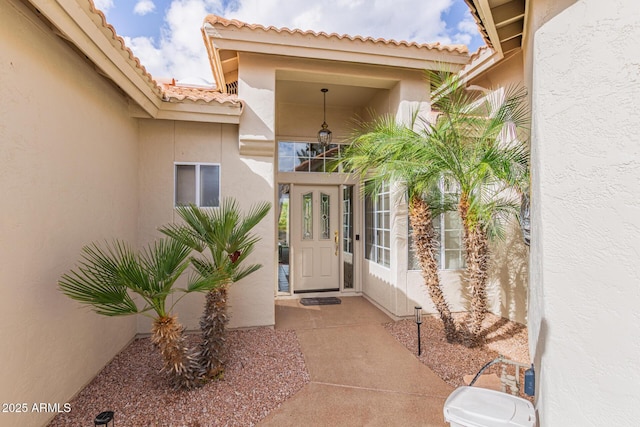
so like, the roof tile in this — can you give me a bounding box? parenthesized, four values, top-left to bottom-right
(161, 83, 241, 105)
(204, 15, 469, 54)
(88, 1, 240, 105)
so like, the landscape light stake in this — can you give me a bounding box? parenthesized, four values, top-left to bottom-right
(415, 306, 422, 356)
(94, 411, 114, 427)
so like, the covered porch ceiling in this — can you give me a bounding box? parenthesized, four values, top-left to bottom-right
(275, 69, 396, 108)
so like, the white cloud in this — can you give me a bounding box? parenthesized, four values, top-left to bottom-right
(457, 17, 477, 33)
(125, 0, 219, 80)
(124, 36, 169, 77)
(93, 0, 114, 13)
(451, 32, 472, 46)
(134, 0, 156, 16)
(157, 0, 217, 80)
(225, 0, 455, 45)
(125, 0, 481, 81)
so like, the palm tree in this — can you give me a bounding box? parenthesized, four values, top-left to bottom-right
(58, 239, 228, 389)
(410, 69, 530, 346)
(338, 116, 460, 342)
(159, 198, 270, 379)
(339, 69, 529, 347)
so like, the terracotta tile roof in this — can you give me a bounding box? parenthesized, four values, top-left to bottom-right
(161, 82, 241, 105)
(87, 1, 237, 105)
(468, 45, 491, 63)
(203, 15, 469, 54)
(87, 0, 162, 97)
(462, 0, 493, 49)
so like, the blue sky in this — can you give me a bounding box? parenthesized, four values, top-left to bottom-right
(94, 0, 483, 82)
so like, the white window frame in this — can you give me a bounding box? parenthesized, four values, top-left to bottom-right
(408, 179, 466, 271)
(277, 140, 347, 173)
(365, 181, 390, 268)
(174, 162, 221, 208)
(408, 212, 466, 271)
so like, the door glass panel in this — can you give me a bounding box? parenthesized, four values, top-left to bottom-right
(321, 192, 330, 239)
(343, 185, 354, 289)
(303, 192, 313, 240)
(278, 184, 290, 293)
(343, 186, 353, 254)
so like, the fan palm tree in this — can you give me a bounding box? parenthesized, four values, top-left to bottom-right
(338, 116, 459, 342)
(58, 238, 228, 389)
(159, 198, 270, 378)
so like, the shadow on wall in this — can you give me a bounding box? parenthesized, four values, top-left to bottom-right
(488, 220, 529, 324)
(434, 269, 472, 314)
(533, 317, 547, 403)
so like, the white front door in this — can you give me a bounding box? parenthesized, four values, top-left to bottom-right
(290, 185, 340, 293)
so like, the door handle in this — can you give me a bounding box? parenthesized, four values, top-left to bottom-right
(334, 231, 339, 256)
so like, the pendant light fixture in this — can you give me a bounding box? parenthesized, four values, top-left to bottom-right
(317, 88, 332, 147)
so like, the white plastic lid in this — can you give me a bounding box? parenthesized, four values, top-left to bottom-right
(443, 386, 536, 427)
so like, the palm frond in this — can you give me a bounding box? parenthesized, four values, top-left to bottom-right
(231, 263, 263, 282)
(159, 222, 205, 253)
(186, 267, 229, 293)
(161, 198, 270, 286)
(59, 241, 139, 317)
(59, 238, 195, 318)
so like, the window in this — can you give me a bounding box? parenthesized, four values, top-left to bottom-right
(365, 182, 390, 267)
(408, 211, 466, 270)
(175, 163, 220, 207)
(278, 141, 343, 173)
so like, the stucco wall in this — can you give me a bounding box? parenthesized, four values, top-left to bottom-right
(467, 52, 530, 324)
(471, 50, 524, 91)
(138, 120, 275, 331)
(392, 198, 526, 322)
(529, 0, 640, 424)
(277, 101, 363, 142)
(0, 2, 138, 426)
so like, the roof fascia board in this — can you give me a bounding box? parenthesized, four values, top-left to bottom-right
(202, 26, 227, 92)
(129, 101, 241, 124)
(473, 0, 504, 57)
(204, 26, 469, 70)
(521, 0, 532, 53)
(28, 0, 161, 116)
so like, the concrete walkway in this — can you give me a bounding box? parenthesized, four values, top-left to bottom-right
(260, 296, 453, 427)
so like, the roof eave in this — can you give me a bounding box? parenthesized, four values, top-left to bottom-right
(202, 22, 470, 71)
(464, 0, 528, 63)
(129, 100, 242, 124)
(28, 0, 163, 116)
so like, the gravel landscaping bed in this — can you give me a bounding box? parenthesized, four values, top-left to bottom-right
(48, 328, 309, 427)
(49, 311, 529, 426)
(385, 312, 530, 396)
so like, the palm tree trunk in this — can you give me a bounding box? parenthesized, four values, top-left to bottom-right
(151, 315, 202, 389)
(409, 195, 458, 342)
(198, 283, 229, 379)
(459, 196, 490, 347)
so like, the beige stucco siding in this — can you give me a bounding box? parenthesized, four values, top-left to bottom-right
(471, 50, 524, 92)
(277, 101, 363, 142)
(528, 0, 640, 423)
(466, 52, 529, 324)
(0, 2, 139, 426)
(238, 53, 276, 156)
(138, 120, 275, 332)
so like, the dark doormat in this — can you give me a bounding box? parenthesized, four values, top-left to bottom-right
(300, 297, 342, 306)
